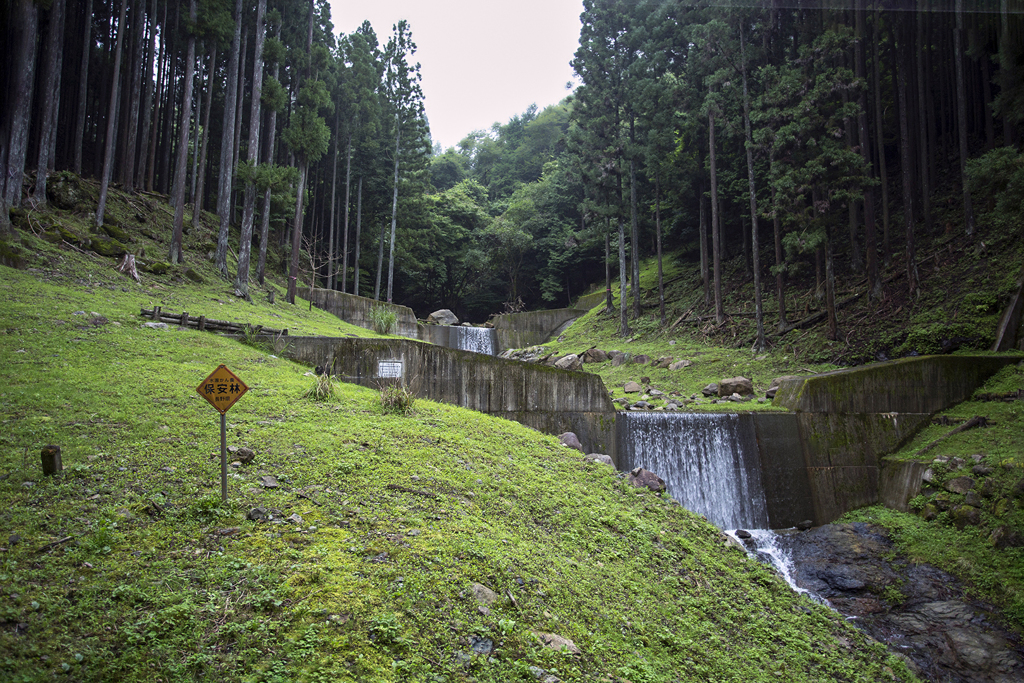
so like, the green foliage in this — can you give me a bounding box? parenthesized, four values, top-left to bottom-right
(260, 75, 287, 112)
(378, 383, 415, 415)
(967, 147, 1024, 219)
(368, 305, 398, 334)
(302, 372, 337, 401)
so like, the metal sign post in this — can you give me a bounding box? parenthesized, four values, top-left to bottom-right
(196, 364, 249, 502)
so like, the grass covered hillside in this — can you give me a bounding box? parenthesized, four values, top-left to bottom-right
(0, 187, 922, 681)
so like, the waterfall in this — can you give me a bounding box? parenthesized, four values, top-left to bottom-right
(454, 327, 497, 355)
(618, 412, 769, 530)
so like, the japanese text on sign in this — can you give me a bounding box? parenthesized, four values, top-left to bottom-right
(377, 360, 403, 379)
(196, 364, 249, 413)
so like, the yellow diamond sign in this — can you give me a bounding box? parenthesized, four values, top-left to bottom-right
(196, 364, 249, 414)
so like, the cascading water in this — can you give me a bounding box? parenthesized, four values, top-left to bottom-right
(453, 327, 497, 355)
(617, 412, 769, 530)
(726, 529, 822, 601)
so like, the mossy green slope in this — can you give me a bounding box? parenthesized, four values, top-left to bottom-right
(0, 268, 918, 681)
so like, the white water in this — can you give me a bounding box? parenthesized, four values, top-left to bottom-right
(618, 412, 769, 530)
(454, 327, 496, 355)
(727, 529, 815, 598)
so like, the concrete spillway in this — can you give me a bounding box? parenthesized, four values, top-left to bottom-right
(452, 326, 497, 356)
(617, 412, 769, 530)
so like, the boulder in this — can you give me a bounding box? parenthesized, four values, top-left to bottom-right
(584, 453, 614, 466)
(583, 348, 608, 363)
(627, 467, 666, 494)
(701, 383, 719, 397)
(988, 525, 1024, 549)
(611, 353, 628, 367)
(950, 505, 981, 529)
(470, 582, 499, 605)
(718, 376, 753, 397)
(88, 237, 127, 258)
(632, 354, 651, 365)
(558, 432, 584, 453)
(766, 375, 800, 399)
(534, 631, 580, 655)
(554, 354, 582, 371)
(653, 356, 673, 369)
(46, 172, 84, 209)
(944, 476, 975, 495)
(668, 359, 692, 370)
(427, 309, 459, 325)
(623, 381, 642, 393)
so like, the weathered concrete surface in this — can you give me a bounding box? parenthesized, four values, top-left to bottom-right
(266, 335, 617, 461)
(992, 268, 1024, 352)
(491, 308, 589, 349)
(879, 460, 930, 512)
(750, 412, 815, 529)
(574, 290, 607, 312)
(773, 355, 1017, 525)
(298, 287, 419, 338)
(772, 355, 1017, 414)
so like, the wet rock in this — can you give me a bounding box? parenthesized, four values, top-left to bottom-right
(920, 504, 939, 521)
(718, 376, 753, 397)
(259, 475, 279, 489)
(734, 529, 752, 539)
(627, 467, 666, 494)
(469, 635, 493, 655)
(973, 465, 994, 476)
(980, 478, 999, 497)
(701, 383, 719, 397)
(778, 523, 1024, 683)
(558, 432, 584, 453)
(965, 490, 983, 507)
(235, 447, 256, 464)
(796, 519, 814, 530)
(582, 348, 608, 363)
(427, 309, 459, 325)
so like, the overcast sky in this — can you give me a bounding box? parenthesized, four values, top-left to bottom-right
(328, 0, 585, 150)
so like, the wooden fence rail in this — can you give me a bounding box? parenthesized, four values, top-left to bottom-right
(140, 307, 288, 336)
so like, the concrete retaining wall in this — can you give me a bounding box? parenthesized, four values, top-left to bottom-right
(268, 335, 617, 460)
(574, 291, 607, 312)
(298, 287, 419, 338)
(491, 308, 589, 349)
(772, 354, 1018, 525)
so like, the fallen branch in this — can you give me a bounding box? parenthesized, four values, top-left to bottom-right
(916, 415, 989, 457)
(37, 535, 74, 553)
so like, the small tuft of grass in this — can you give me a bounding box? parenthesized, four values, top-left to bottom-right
(368, 305, 398, 335)
(379, 382, 415, 415)
(302, 372, 337, 401)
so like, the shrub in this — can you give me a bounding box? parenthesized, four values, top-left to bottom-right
(302, 372, 336, 401)
(369, 305, 398, 335)
(380, 383, 415, 415)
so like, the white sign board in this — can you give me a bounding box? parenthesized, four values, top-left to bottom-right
(377, 360, 403, 378)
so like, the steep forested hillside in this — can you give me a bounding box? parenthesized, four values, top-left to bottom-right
(2, 0, 1023, 339)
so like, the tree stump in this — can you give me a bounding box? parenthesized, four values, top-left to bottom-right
(41, 445, 62, 476)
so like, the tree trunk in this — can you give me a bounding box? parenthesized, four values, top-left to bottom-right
(4, 0, 39, 209)
(699, 173, 709, 306)
(168, 0, 197, 265)
(897, 25, 919, 297)
(773, 208, 786, 333)
(235, 0, 267, 299)
(72, 0, 93, 175)
(709, 107, 725, 325)
(386, 120, 401, 303)
(145, 0, 166, 192)
(342, 130, 353, 293)
(257, 22, 281, 287)
(121, 0, 144, 192)
(604, 216, 613, 312)
(327, 112, 338, 290)
(35, 0, 66, 206)
(740, 23, 765, 352)
(354, 176, 363, 296)
(287, 161, 307, 304)
(629, 127, 640, 320)
(96, 0, 128, 227)
(193, 45, 215, 226)
(1001, 0, 1017, 145)
(215, 0, 243, 276)
(873, 7, 891, 267)
(618, 215, 629, 337)
(655, 174, 664, 327)
(954, 0, 976, 236)
(916, 10, 933, 234)
(375, 218, 386, 300)
(857, 0, 881, 299)
(825, 221, 837, 341)
(135, 0, 157, 188)
(231, 28, 247, 224)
